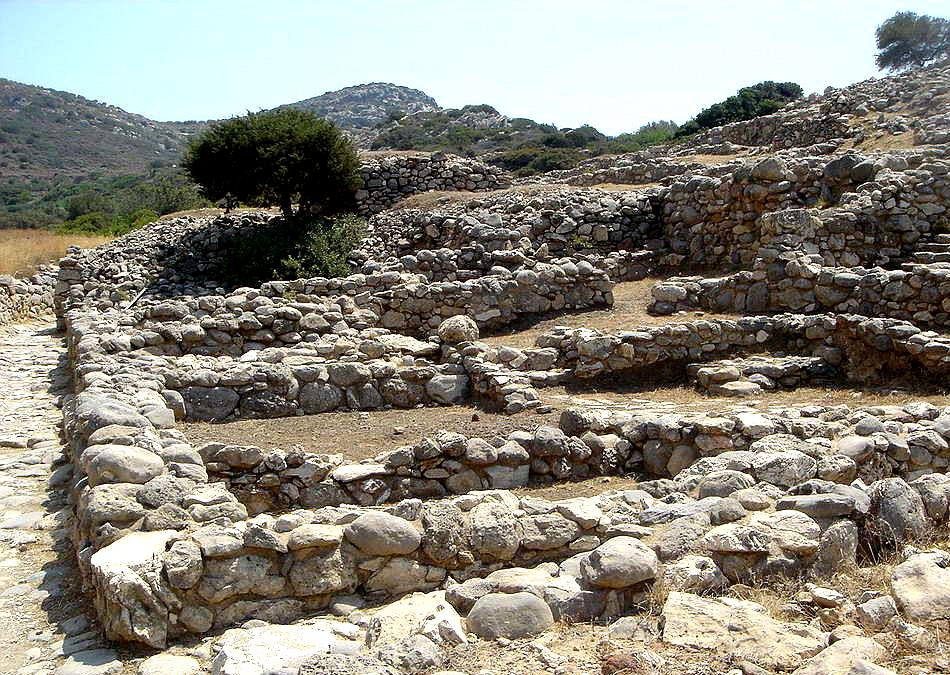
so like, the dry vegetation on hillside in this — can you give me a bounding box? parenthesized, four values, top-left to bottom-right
(0, 229, 111, 275)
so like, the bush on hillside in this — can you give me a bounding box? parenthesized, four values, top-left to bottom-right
(493, 146, 585, 176)
(182, 109, 361, 223)
(606, 121, 679, 153)
(58, 208, 159, 236)
(675, 82, 803, 137)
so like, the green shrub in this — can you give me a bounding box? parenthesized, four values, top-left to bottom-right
(219, 214, 366, 285)
(675, 82, 803, 138)
(58, 207, 159, 236)
(493, 146, 585, 177)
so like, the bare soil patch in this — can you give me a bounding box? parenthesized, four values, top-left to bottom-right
(482, 278, 739, 348)
(183, 404, 560, 459)
(512, 474, 642, 501)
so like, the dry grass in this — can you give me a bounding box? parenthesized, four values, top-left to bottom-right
(0, 229, 112, 276)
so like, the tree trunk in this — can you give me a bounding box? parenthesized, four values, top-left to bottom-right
(279, 195, 294, 222)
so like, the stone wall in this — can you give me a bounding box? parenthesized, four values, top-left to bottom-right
(673, 64, 950, 154)
(662, 155, 948, 269)
(0, 267, 57, 324)
(78, 397, 950, 647)
(534, 313, 950, 389)
(355, 152, 510, 215)
(354, 187, 661, 261)
(652, 254, 950, 328)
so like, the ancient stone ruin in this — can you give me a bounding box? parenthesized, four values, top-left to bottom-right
(2, 63, 950, 675)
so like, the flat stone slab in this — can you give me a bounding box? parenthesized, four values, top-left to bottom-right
(54, 649, 122, 675)
(662, 591, 826, 670)
(211, 621, 363, 675)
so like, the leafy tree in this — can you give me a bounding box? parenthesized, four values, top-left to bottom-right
(182, 109, 361, 223)
(875, 11, 950, 71)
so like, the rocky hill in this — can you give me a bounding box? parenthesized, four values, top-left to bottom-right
(280, 82, 439, 146)
(0, 78, 188, 180)
(0, 79, 440, 184)
(370, 103, 568, 152)
(0, 79, 442, 227)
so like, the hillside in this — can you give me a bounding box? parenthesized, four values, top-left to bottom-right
(0, 79, 443, 227)
(280, 82, 439, 146)
(0, 78, 188, 180)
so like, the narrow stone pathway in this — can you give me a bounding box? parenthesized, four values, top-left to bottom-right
(0, 322, 111, 675)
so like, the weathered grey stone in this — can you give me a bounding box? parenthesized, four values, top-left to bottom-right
(580, 536, 658, 589)
(890, 550, 950, 623)
(86, 445, 164, 486)
(437, 315, 479, 344)
(345, 511, 421, 556)
(661, 591, 825, 670)
(466, 591, 554, 640)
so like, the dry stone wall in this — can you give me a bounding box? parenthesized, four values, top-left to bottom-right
(75, 397, 950, 647)
(653, 254, 950, 327)
(535, 313, 950, 391)
(0, 267, 56, 324)
(354, 187, 662, 261)
(355, 152, 510, 215)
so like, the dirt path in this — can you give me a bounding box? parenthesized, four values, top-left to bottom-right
(0, 323, 114, 675)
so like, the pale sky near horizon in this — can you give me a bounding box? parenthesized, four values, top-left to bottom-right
(1, 0, 948, 135)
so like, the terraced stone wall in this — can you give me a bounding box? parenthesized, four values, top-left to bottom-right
(535, 313, 950, 390)
(653, 255, 950, 327)
(355, 152, 511, 215)
(356, 189, 662, 261)
(81, 398, 950, 648)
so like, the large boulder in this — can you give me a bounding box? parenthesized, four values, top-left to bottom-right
(466, 591, 554, 640)
(792, 636, 886, 675)
(579, 537, 658, 589)
(424, 374, 468, 405)
(86, 445, 164, 486)
(864, 478, 928, 548)
(210, 621, 362, 675)
(182, 386, 240, 421)
(890, 550, 950, 623)
(89, 530, 176, 647)
(437, 316, 479, 344)
(344, 512, 421, 556)
(751, 450, 817, 487)
(466, 502, 521, 561)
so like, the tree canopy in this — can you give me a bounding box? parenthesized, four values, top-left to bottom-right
(182, 109, 361, 222)
(875, 11, 950, 71)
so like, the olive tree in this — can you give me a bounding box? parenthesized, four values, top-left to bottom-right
(875, 11, 950, 71)
(182, 109, 361, 223)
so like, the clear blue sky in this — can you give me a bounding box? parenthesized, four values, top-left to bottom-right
(1, 0, 947, 135)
